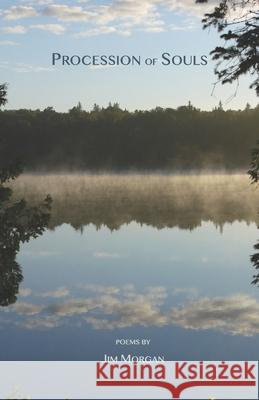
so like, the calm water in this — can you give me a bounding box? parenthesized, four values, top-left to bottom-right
(2, 174, 259, 361)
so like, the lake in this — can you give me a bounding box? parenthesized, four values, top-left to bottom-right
(2, 174, 259, 361)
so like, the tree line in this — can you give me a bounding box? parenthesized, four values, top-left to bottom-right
(1, 102, 259, 171)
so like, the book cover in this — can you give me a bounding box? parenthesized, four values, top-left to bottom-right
(0, 0, 258, 398)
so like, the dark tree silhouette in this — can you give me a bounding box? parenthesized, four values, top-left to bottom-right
(248, 142, 259, 182)
(1, 102, 259, 171)
(0, 172, 52, 306)
(196, 0, 259, 95)
(0, 82, 23, 181)
(0, 83, 7, 107)
(251, 241, 259, 285)
(0, 85, 52, 305)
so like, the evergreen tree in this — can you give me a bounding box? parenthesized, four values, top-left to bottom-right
(0, 83, 7, 107)
(196, 0, 259, 95)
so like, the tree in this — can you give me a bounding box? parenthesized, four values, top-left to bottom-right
(0, 83, 22, 179)
(92, 103, 101, 112)
(0, 85, 51, 304)
(0, 83, 7, 107)
(69, 101, 84, 115)
(43, 106, 55, 113)
(217, 100, 224, 111)
(0, 167, 52, 306)
(196, 0, 259, 95)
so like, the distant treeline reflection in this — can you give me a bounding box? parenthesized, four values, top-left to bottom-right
(11, 174, 258, 231)
(1, 103, 259, 171)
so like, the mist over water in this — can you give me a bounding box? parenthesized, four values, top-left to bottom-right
(11, 173, 259, 230)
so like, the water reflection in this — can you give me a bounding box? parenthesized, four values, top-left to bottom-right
(1, 174, 259, 360)
(0, 166, 51, 306)
(11, 174, 259, 231)
(9, 284, 259, 337)
(251, 240, 259, 285)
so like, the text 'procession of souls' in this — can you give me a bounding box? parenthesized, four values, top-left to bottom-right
(52, 52, 208, 67)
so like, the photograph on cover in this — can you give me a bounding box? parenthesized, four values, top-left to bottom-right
(0, 0, 259, 374)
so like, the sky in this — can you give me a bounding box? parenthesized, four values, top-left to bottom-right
(0, 0, 257, 111)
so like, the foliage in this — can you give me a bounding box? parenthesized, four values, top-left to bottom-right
(0, 83, 7, 107)
(251, 241, 259, 285)
(0, 168, 52, 306)
(248, 141, 259, 182)
(1, 103, 259, 171)
(196, 0, 259, 95)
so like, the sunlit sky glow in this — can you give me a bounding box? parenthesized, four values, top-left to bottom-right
(0, 0, 257, 111)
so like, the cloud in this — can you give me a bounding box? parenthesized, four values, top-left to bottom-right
(20, 316, 61, 330)
(1, 25, 27, 34)
(165, 0, 215, 17)
(39, 287, 70, 298)
(0, 40, 19, 46)
(11, 302, 44, 316)
(1, 23, 65, 36)
(75, 26, 117, 38)
(83, 288, 169, 329)
(84, 293, 259, 335)
(0, 0, 211, 38)
(30, 23, 65, 34)
(79, 284, 120, 295)
(19, 288, 32, 297)
(6, 283, 259, 337)
(0, 61, 54, 74)
(170, 295, 259, 336)
(94, 0, 159, 24)
(91, 0, 165, 35)
(93, 251, 125, 259)
(82, 0, 206, 34)
(145, 286, 168, 304)
(42, 4, 96, 21)
(20, 0, 53, 4)
(85, 295, 168, 330)
(2, 5, 38, 20)
(12, 63, 54, 73)
(144, 25, 165, 33)
(46, 298, 102, 316)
